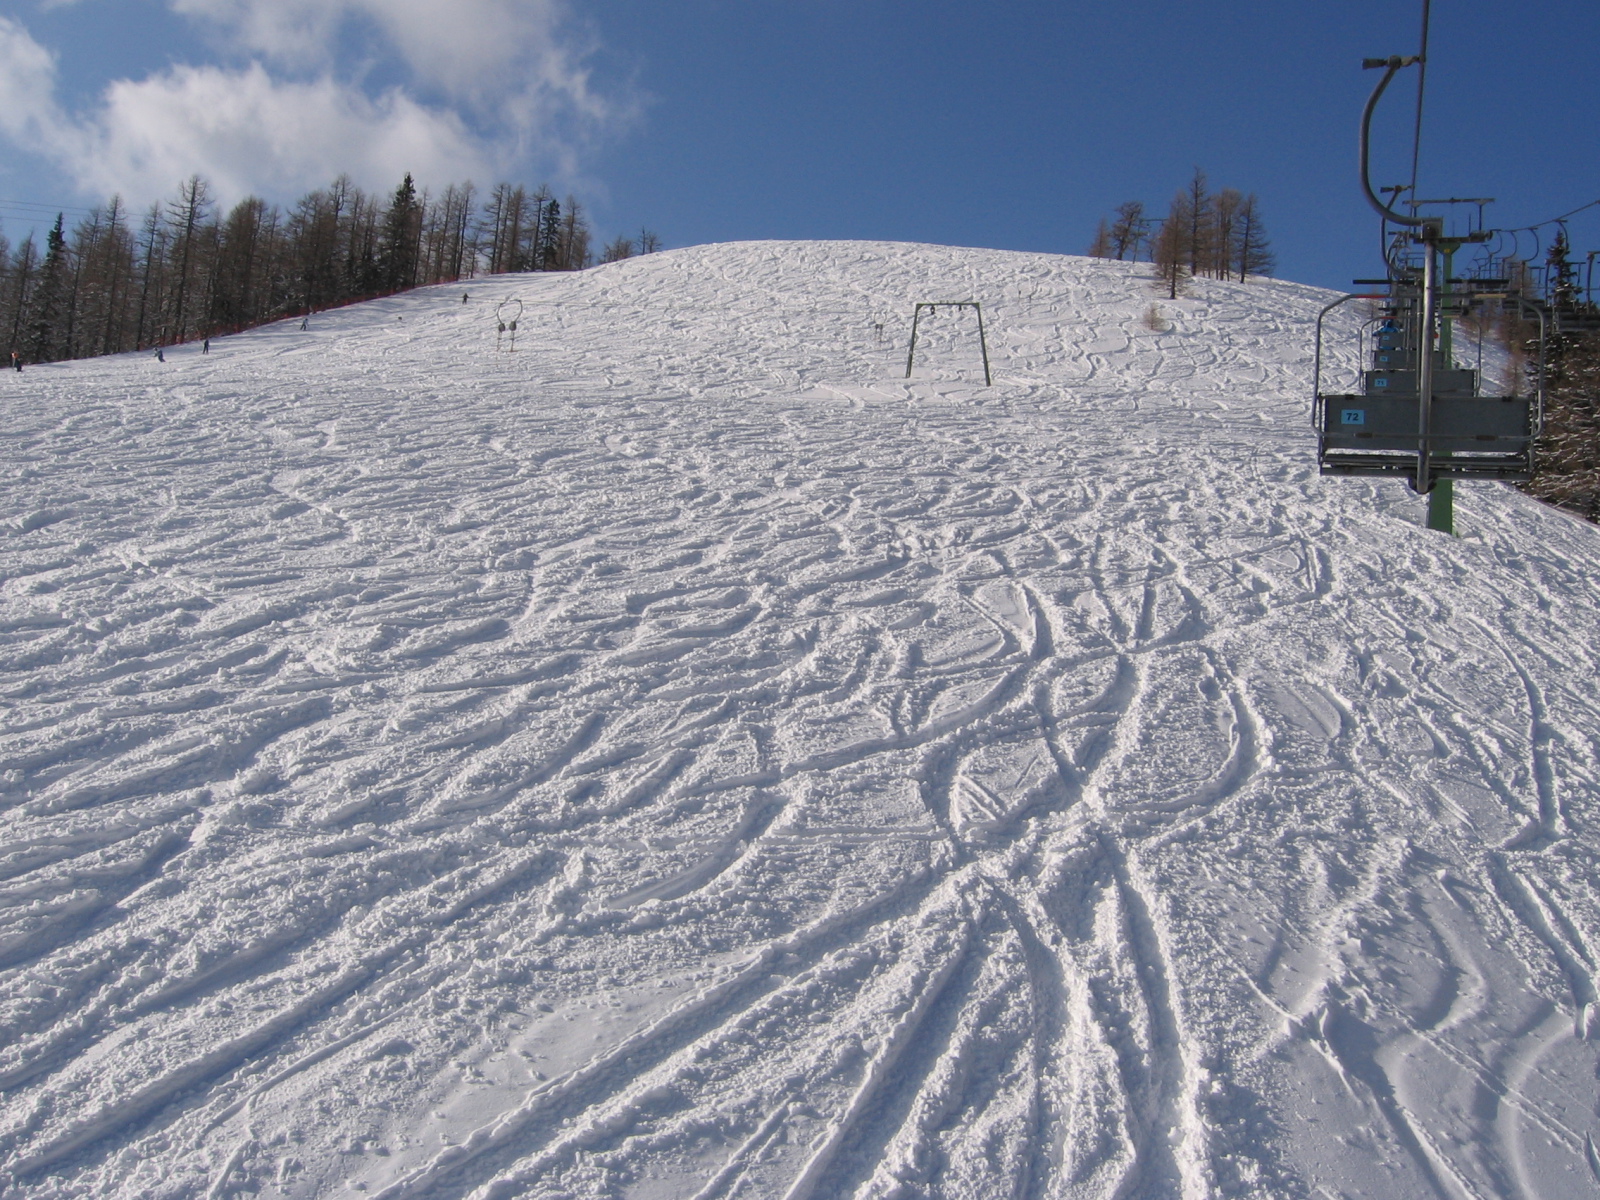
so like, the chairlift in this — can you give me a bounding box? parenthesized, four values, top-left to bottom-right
(1313, 55, 1546, 500)
(1314, 281, 1544, 486)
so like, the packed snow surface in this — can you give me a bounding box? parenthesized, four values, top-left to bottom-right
(3, 241, 1600, 1200)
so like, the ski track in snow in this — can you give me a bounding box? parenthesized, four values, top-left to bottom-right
(1, 241, 1599, 1199)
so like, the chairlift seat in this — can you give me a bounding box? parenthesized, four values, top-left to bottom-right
(1364, 368, 1478, 397)
(1553, 309, 1600, 335)
(1318, 391, 1534, 481)
(1314, 284, 1545, 490)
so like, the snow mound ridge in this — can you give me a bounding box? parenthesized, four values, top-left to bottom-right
(1, 239, 1599, 1200)
(295, 239, 1348, 404)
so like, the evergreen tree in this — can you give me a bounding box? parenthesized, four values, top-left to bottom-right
(379, 174, 422, 293)
(1547, 228, 1578, 311)
(26, 215, 67, 362)
(1523, 326, 1600, 522)
(538, 197, 562, 270)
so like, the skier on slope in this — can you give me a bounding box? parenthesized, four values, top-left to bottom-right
(10, 351, 19, 372)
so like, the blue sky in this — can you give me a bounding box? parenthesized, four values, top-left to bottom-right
(1, 0, 1597, 291)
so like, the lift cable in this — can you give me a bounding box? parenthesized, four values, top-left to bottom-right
(0, 199, 99, 217)
(1408, 0, 1431, 203)
(1491, 196, 1600, 238)
(1390, 1, 1594, 259)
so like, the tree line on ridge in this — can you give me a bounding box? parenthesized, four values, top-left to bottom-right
(1088, 168, 1275, 296)
(2, 173, 660, 366)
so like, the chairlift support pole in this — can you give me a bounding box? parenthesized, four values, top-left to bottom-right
(1418, 235, 1440, 502)
(1360, 55, 1450, 516)
(1429, 243, 1454, 533)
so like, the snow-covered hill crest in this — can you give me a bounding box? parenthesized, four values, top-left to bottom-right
(2, 241, 1599, 1199)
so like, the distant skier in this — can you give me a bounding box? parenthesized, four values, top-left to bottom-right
(10, 351, 19, 372)
(300, 316, 309, 331)
(462, 292, 469, 304)
(156, 347, 165, 363)
(202, 337, 210, 354)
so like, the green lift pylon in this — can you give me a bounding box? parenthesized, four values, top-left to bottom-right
(1428, 245, 1456, 535)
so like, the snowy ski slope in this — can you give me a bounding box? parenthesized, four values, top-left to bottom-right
(3, 241, 1600, 1199)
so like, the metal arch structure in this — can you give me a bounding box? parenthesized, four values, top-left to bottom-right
(904, 301, 992, 387)
(495, 299, 524, 353)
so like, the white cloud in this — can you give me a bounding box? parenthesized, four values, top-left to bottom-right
(0, 4, 627, 209)
(82, 64, 493, 205)
(166, 0, 342, 67)
(168, 0, 617, 120)
(0, 17, 67, 150)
